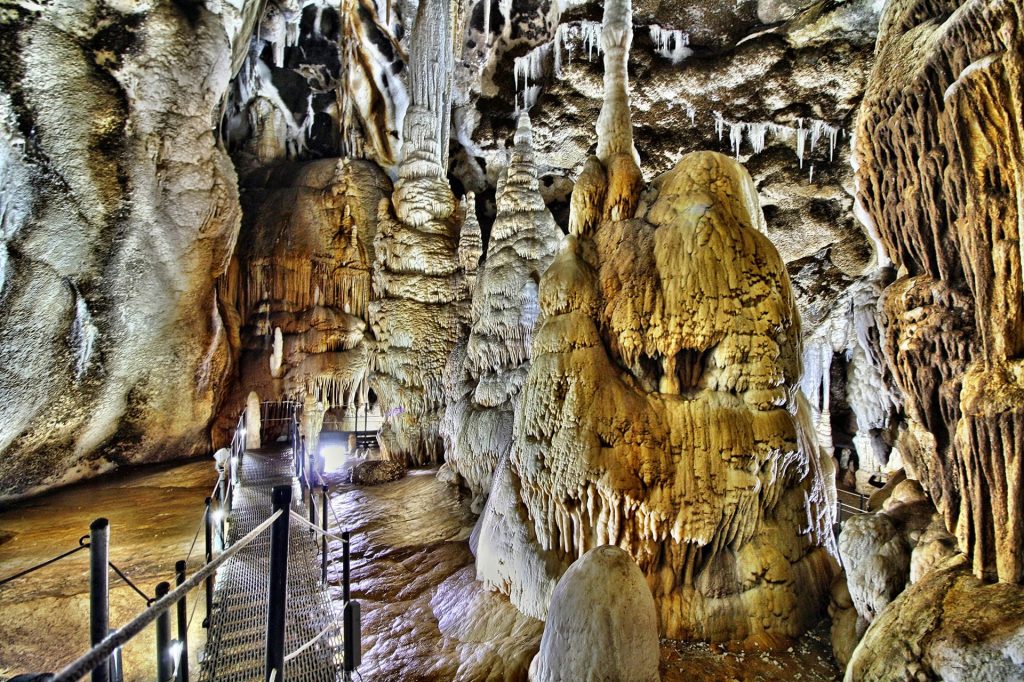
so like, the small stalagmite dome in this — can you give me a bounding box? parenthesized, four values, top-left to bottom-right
(529, 546, 660, 682)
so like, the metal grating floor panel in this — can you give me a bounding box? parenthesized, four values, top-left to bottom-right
(199, 447, 344, 682)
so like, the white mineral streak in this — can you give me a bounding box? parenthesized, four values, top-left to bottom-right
(595, 0, 639, 169)
(70, 283, 99, 382)
(475, 6, 837, 637)
(649, 25, 692, 64)
(440, 113, 561, 510)
(371, 0, 470, 466)
(245, 391, 262, 450)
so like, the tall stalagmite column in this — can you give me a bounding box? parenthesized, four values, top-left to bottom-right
(475, 0, 837, 646)
(440, 113, 561, 510)
(370, 0, 468, 466)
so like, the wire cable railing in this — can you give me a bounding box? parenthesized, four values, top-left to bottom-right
(4, 399, 361, 682)
(49, 509, 284, 682)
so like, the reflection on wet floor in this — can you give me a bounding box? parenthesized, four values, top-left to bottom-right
(0, 460, 216, 681)
(0, 460, 840, 682)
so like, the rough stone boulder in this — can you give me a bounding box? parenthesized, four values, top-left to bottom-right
(529, 546, 660, 682)
(350, 460, 405, 486)
(845, 556, 1024, 682)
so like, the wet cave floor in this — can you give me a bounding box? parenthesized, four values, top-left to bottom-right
(0, 461, 840, 681)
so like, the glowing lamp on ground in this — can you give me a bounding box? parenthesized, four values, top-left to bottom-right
(321, 444, 348, 473)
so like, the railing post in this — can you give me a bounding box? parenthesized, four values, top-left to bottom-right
(342, 529, 350, 603)
(266, 485, 292, 682)
(308, 480, 317, 532)
(203, 498, 213, 628)
(90, 518, 110, 682)
(321, 485, 329, 584)
(174, 560, 190, 682)
(341, 530, 360, 673)
(155, 581, 173, 682)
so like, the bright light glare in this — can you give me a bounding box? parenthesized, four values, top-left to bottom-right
(169, 640, 184, 676)
(211, 509, 225, 525)
(321, 444, 348, 472)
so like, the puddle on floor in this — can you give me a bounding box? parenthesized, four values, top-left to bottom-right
(0, 459, 217, 681)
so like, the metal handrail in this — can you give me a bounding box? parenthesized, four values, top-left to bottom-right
(50, 509, 284, 682)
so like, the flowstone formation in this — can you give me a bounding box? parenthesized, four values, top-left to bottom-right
(476, 0, 837, 646)
(369, 0, 470, 467)
(0, 1, 256, 497)
(219, 158, 390, 423)
(834, 1, 1024, 678)
(854, 0, 1024, 586)
(440, 112, 561, 511)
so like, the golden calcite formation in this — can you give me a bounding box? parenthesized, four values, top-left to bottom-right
(369, 0, 470, 466)
(440, 113, 562, 511)
(226, 158, 389, 411)
(854, 0, 1024, 584)
(478, 151, 837, 645)
(476, 0, 836, 646)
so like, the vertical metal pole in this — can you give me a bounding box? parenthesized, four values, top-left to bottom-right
(321, 485, 329, 584)
(155, 581, 173, 682)
(203, 499, 213, 628)
(308, 476, 317, 531)
(266, 485, 292, 682)
(342, 530, 350, 604)
(90, 518, 110, 682)
(174, 561, 190, 682)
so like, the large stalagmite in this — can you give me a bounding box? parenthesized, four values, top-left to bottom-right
(440, 113, 561, 510)
(475, 0, 837, 645)
(369, 0, 469, 466)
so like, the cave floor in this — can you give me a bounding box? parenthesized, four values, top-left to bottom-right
(0, 461, 840, 682)
(325, 468, 841, 682)
(0, 459, 217, 681)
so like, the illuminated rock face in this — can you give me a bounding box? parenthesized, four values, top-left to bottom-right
(0, 2, 257, 498)
(854, 0, 1024, 586)
(440, 113, 561, 511)
(222, 158, 389, 420)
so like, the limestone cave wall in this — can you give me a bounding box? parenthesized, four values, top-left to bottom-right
(0, 1, 257, 499)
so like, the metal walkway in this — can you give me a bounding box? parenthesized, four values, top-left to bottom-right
(199, 445, 344, 681)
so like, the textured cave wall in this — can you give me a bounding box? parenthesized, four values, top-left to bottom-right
(854, 0, 1024, 584)
(0, 1, 257, 498)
